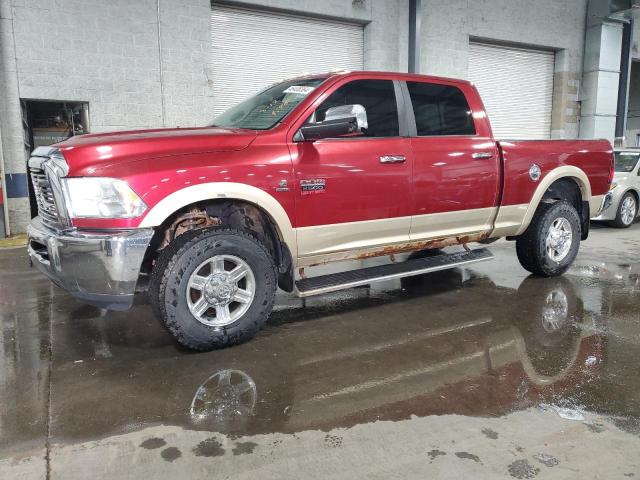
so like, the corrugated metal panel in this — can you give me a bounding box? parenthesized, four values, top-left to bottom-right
(468, 42, 555, 140)
(210, 6, 364, 116)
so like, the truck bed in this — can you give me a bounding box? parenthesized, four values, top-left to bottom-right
(498, 139, 613, 208)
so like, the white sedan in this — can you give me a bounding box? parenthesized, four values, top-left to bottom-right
(594, 149, 640, 228)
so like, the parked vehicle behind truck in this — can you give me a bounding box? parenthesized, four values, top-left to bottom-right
(593, 148, 640, 228)
(26, 71, 614, 350)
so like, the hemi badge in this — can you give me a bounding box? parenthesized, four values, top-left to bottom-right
(300, 179, 326, 195)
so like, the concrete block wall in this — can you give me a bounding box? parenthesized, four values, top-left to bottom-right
(160, 0, 220, 127)
(10, 0, 218, 132)
(418, 0, 588, 140)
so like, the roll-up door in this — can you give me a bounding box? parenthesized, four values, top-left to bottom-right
(468, 42, 555, 139)
(210, 6, 364, 116)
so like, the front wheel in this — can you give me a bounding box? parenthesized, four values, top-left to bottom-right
(515, 200, 581, 277)
(611, 192, 637, 228)
(152, 229, 277, 351)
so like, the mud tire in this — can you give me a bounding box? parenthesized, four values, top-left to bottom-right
(515, 201, 581, 277)
(151, 229, 277, 351)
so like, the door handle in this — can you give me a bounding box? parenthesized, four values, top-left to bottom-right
(379, 155, 406, 164)
(472, 152, 494, 160)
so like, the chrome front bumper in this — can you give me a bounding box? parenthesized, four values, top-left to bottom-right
(27, 217, 154, 310)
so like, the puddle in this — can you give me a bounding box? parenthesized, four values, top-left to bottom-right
(2, 244, 640, 449)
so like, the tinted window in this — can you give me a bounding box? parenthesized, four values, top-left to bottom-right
(407, 82, 476, 136)
(314, 80, 400, 138)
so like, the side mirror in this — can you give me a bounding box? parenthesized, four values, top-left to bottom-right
(296, 104, 368, 142)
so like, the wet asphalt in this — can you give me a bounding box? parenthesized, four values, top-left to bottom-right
(1, 222, 639, 479)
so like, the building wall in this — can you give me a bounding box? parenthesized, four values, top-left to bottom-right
(11, 0, 217, 130)
(0, 0, 215, 233)
(418, 0, 588, 139)
(629, 16, 640, 145)
(633, 18, 639, 60)
(0, 0, 31, 234)
(0, 0, 625, 234)
(579, 17, 624, 143)
(627, 62, 640, 146)
(0, 0, 408, 234)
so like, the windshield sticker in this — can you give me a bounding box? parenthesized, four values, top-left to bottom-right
(283, 86, 315, 95)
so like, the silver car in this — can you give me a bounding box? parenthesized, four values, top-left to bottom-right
(594, 149, 640, 228)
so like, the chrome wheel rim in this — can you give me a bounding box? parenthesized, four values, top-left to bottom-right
(545, 217, 573, 262)
(541, 290, 569, 332)
(621, 196, 636, 225)
(187, 255, 255, 327)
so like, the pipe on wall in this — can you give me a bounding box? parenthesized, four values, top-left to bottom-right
(0, 125, 10, 237)
(156, 0, 167, 127)
(408, 0, 421, 73)
(615, 17, 634, 144)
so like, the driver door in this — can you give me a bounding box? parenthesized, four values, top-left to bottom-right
(289, 78, 413, 261)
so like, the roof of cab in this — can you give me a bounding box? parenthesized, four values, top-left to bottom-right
(327, 70, 473, 86)
(287, 70, 473, 87)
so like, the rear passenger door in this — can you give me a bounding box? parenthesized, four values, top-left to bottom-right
(403, 80, 500, 241)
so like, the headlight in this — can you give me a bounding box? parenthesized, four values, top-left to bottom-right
(609, 182, 618, 191)
(63, 177, 147, 218)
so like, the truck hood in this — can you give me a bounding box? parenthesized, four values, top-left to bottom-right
(55, 127, 258, 175)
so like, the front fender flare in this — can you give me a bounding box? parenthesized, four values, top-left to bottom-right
(138, 182, 297, 257)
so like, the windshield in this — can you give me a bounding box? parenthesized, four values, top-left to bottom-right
(614, 152, 640, 173)
(210, 78, 325, 130)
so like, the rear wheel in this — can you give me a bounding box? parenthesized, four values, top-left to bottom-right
(611, 192, 637, 228)
(153, 229, 277, 351)
(516, 200, 581, 277)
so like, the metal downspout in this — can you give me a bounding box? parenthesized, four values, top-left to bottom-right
(408, 0, 421, 73)
(615, 17, 634, 145)
(0, 126, 10, 237)
(156, 0, 167, 127)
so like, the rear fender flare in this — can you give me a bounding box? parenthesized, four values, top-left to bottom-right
(515, 166, 591, 236)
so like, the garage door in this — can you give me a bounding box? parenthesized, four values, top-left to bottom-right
(210, 6, 364, 116)
(468, 43, 555, 140)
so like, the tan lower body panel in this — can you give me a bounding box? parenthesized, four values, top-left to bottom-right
(296, 216, 412, 259)
(491, 204, 529, 237)
(296, 208, 496, 267)
(295, 196, 604, 267)
(409, 207, 497, 240)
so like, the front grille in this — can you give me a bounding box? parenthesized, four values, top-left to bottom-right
(30, 166, 60, 228)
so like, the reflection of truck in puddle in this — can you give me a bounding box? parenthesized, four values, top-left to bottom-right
(50, 264, 610, 442)
(183, 267, 604, 435)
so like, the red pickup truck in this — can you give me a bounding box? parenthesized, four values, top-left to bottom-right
(26, 71, 613, 350)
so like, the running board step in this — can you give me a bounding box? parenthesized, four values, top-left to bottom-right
(295, 248, 494, 297)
